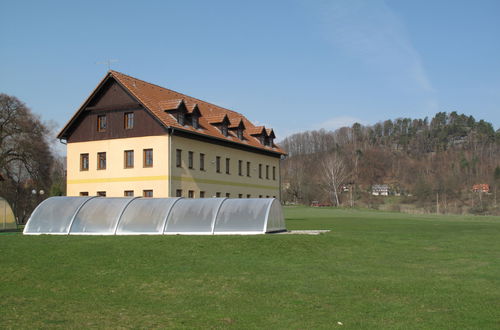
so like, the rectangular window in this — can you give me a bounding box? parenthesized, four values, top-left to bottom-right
(124, 150, 134, 168)
(80, 153, 89, 171)
(188, 151, 194, 169)
(216, 156, 221, 173)
(273, 166, 276, 180)
(216, 192, 221, 197)
(246, 194, 251, 198)
(246, 161, 251, 177)
(225, 158, 230, 174)
(200, 191, 205, 198)
(266, 165, 269, 179)
(200, 153, 205, 171)
(188, 190, 194, 198)
(79, 192, 89, 196)
(97, 191, 106, 197)
(259, 164, 262, 179)
(177, 112, 185, 126)
(226, 193, 230, 198)
(97, 152, 106, 170)
(143, 190, 153, 197)
(192, 115, 199, 129)
(238, 194, 243, 198)
(259, 195, 263, 198)
(124, 190, 134, 197)
(266, 195, 270, 198)
(124, 112, 134, 129)
(238, 160, 243, 176)
(97, 115, 106, 132)
(176, 149, 182, 168)
(176, 189, 182, 197)
(143, 149, 153, 167)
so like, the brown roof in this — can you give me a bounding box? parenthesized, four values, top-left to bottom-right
(266, 128, 276, 138)
(205, 114, 229, 124)
(229, 118, 245, 129)
(248, 126, 266, 135)
(158, 99, 184, 110)
(59, 71, 284, 155)
(186, 103, 200, 114)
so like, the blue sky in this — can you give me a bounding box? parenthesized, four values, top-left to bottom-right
(1, 0, 499, 144)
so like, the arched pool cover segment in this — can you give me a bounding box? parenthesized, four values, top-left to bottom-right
(70, 197, 135, 235)
(214, 198, 284, 234)
(0, 197, 17, 231)
(24, 197, 286, 235)
(164, 198, 226, 235)
(116, 198, 180, 235)
(264, 199, 286, 233)
(24, 196, 93, 234)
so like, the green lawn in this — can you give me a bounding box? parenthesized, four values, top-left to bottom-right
(1, 206, 499, 329)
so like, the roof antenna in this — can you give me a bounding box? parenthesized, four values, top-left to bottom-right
(96, 59, 118, 70)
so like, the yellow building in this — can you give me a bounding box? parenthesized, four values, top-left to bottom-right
(58, 71, 285, 199)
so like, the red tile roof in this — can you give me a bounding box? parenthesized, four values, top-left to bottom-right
(205, 114, 229, 124)
(62, 71, 284, 155)
(229, 118, 245, 128)
(158, 99, 184, 110)
(248, 126, 266, 135)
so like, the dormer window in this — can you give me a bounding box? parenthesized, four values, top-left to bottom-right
(229, 118, 245, 141)
(265, 129, 276, 147)
(208, 114, 230, 137)
(192, 114, 199, 129)
(221, 123, 228, 137)
(260, 135, 265, 145)
(178, 112, 185, 126)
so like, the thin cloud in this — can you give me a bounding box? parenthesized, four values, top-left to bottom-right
(322, 0, 435, 93)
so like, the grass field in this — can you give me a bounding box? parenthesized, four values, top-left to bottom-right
(1, 206, 499, 329)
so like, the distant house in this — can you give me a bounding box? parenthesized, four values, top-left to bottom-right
(472, 184, 490, 193)
(372, 184, 389, 196)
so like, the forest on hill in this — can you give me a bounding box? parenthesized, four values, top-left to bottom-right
(280, 112, 500, 215)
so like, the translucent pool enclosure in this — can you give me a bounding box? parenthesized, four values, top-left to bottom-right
(1, 197, 17, 231)
(24, 197, 286, 235)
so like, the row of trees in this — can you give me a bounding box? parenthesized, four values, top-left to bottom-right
(0, 94, 65, 224)
(280, 112, 500, 215)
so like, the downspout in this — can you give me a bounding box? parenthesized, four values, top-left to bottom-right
(279, 154, 286, 203)
(168, 128, 175, 197)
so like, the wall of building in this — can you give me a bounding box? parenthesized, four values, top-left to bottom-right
(67, 80, 167, 143)
(170, 135, 280, 199)
(67, 135, 169, 197)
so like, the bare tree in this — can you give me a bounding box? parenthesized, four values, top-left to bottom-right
(320, 152, 349, 206)
(0, 94, 54, 223)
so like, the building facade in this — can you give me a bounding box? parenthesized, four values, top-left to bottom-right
(58, 71, 285, 198)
